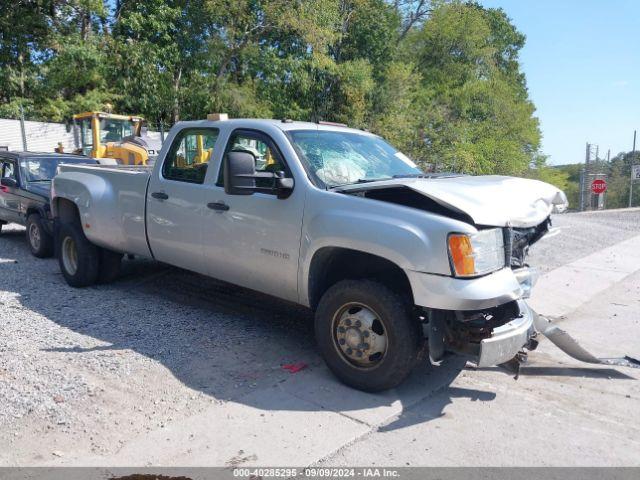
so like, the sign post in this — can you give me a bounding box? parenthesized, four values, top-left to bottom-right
(630, 130, 637, 208)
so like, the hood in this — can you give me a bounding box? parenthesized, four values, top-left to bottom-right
(24, 181, 52, 199)
(339, 175, 568, 228)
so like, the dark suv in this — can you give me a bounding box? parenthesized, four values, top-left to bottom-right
(0, 152, 98, 257)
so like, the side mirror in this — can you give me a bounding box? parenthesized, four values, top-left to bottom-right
(1, 177, 17, 188)
(223, 151, 294, 198)
(224, 151, 256, 195)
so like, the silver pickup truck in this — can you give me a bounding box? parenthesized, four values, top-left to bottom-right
(51, 118, 568, 391)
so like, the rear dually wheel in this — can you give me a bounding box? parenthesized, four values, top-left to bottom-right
(56, 222, 100, 287)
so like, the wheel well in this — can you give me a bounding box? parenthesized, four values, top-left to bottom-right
(26, 207, 42, 218)
(52, 198, 80, 225)
(308, 247, 413, 310)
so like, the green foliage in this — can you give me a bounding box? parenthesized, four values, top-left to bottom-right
(389, 1, 540, 174)
(1, 0, 545, 179)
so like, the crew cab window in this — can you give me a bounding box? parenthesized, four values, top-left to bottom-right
(218, 130, 288, 190)
(163, 128, 219, 184)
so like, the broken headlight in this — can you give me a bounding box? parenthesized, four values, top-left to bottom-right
(448, 228, 506, 277)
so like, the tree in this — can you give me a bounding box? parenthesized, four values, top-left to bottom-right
(0, 1, 53, 117)
(2, 0, 546, 182)
(389, 1, 540, 174)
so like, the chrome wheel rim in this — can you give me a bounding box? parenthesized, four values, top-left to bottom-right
(332, 302, 388, 368)
(61, 236, 78, 275)
(29, 223, 41, 251)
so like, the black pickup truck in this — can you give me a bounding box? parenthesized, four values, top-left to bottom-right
(0, 152, 97, 257)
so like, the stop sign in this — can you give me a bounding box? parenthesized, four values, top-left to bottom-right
(591, 179, 607, 194)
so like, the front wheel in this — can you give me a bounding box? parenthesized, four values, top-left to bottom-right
(56, 222, 100, 287)
(26, 213, 54, 258)
(315, 280, 422, 392)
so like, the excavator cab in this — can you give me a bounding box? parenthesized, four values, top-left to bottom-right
(73, 112, 149, 165)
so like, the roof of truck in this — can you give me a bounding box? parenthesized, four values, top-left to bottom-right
(173, 118, 376, 136)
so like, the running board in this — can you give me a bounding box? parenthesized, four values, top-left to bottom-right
(532, 311, 640, 369)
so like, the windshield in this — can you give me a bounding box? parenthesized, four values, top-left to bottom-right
(100, 118, 135, 143)
(79, 118, 136, 155)
(288, 130, 422, 188)
(20, 157, 93, 182)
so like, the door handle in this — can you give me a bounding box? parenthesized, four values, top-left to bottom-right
(207, 201, 230, 211)
(151, 191, 169, 200)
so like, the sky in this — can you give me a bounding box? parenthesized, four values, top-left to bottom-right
(480, 0, 640, 165)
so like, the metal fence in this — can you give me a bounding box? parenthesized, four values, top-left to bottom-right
(0, 117, 165, 154)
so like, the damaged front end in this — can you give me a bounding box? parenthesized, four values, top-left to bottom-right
(426, 299, 538, 370)
(425, 219, 640, 373)
(424, 220, 549, 368)
(340, 175, 637, 372)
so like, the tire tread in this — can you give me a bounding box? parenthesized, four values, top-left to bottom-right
(315, 279, 422, 392)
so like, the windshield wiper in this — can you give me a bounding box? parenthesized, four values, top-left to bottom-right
(393, 172, 463, 179)
(27, 179, 52, 182)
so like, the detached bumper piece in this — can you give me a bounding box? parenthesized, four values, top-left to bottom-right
(533, 312, 640, 369)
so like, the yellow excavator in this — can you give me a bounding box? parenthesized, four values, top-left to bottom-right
(73, 111, 150, 165)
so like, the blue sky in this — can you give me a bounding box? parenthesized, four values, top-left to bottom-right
(480, 0, 640, 165)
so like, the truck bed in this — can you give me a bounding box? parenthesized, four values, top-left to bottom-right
(59, 163, 153, 174)
(54, 163, 153, 257)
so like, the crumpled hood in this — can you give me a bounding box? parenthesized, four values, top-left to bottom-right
(341, 175, 569, 228)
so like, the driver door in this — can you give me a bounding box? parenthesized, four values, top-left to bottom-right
(201, 129, 304, 302)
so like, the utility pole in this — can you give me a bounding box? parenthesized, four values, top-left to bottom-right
(19, 105, 28, 151)
(581, 142, 595, 211)
(630, 130, 637, 208)
(580, 143, 587, 211)
(579, 167, 585, 212)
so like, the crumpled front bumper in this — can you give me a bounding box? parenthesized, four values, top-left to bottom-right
(412, 267, 539, 367)
(476, 300, 535, 367)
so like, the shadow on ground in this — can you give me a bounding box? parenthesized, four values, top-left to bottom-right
(3, 226, 500, 431)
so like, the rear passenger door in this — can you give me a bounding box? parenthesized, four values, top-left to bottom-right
(146, 128, 220, 274)
(0, 159, 21, 223)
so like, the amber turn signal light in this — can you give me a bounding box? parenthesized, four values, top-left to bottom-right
(448, 234, 475, 277)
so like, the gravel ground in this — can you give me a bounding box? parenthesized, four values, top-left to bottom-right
(0, 222, 316, 463)
(1, 208, 639, 465)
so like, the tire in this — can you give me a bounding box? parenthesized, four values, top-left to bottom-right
(98, 248, 123, 284)
(56, 222, 100, 287)
(315, 279, 422, 392)
(26, 213, 54, 258)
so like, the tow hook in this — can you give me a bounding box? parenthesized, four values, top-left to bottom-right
(500, 351, 528, 380)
